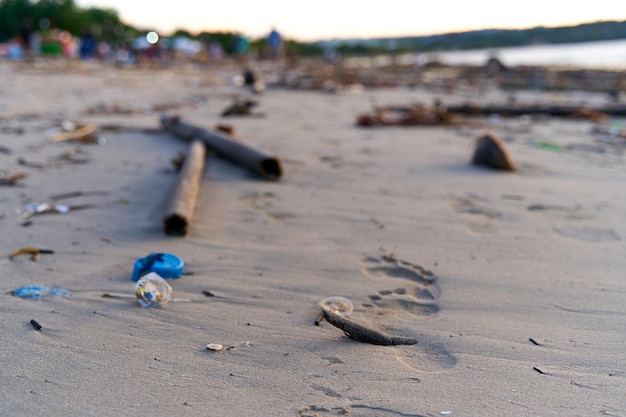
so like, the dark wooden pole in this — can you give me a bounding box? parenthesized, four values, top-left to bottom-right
(160, 114, 282, 180)
(163, 139, 206, 236)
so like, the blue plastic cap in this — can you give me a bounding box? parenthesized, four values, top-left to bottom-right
(132, 253, 184, 282)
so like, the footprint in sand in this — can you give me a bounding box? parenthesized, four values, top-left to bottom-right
(449, 193, 502, 233)
(239, 191, 294, 222)
(360, 253, 440, 316)
(553, 225, 620, 242)
(527, 203, 620, 242)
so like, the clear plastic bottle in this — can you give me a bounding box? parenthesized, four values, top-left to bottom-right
(134, 272, 173, 307)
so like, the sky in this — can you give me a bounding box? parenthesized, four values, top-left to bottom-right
(75, 0, 626, 42)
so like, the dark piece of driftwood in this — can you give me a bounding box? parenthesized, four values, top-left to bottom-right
(321, 307, 417, 346)
(357, 104, 458, 127)
(160, 114, 282, 180)
(447, 103, 626, 120)
(163, 139, 206, 236)
(471, 133, 516, 171)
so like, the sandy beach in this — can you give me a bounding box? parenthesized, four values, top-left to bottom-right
(1, 58, 625, 416)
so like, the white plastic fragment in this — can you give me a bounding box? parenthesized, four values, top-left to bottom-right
(319, 296, 353, 317)
(206, 344, 224, 352)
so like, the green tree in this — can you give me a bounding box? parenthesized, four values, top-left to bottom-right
(0, 0, 35, 41)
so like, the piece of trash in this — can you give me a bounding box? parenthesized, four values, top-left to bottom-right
(9, 247, 55, 261)
(30, 319, 42, 331)
(103, 289, 189, 304)
(221, 98, 259, 117)
(441, 411, 452, 415)
(49, 190, 110, 201)
(214, 124, 236, 136)
(471, 132, 516, 171)
(50, 123, 99, 143)
(319, 296, 353, 316)
(16, 202, 94, 223)
(134, 272, 173, 307)
(0, 172, 27, 186)
(22, 202, 84, 214)
(315, 296, 353, 325)
(11, 286, 70, 300)
(535, 140, 564, 152)
(132, 253, 184, 282)
(206, 343, 224, 352)
(17, 158, 46, 169)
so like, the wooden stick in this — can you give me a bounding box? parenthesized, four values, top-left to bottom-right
(321, 307, 417, 346)
(160, 114, 282, 180)
(50, 124, 98, 143)
(163, 139, 206, 236)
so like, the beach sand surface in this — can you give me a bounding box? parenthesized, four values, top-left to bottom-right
(1, 61, 625, 416)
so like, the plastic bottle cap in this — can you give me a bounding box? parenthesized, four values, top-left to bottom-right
(132, 253, 184, 282)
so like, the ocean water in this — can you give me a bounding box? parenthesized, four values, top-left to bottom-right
(343, 39, 626, 70)
(421, 39, 626, 69)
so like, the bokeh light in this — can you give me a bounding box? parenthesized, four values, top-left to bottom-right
(146, 31, 159, 44)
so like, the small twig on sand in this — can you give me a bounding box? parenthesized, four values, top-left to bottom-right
(321, 307, 417, 346)
(9, 247, 55, 261)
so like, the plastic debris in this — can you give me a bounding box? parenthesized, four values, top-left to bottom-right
(132, 253, 184, 282)
(315, 296, 353, 325)
(11, 286, 71, 300)
(24, 202, 70, 214)
(319, 296, 353, 317)
(535, 140, 565, 152)
(15, 202, 94, 224)
(134, 272, 173, 307)
(30, 319, 42, 330)
(206, 343, 224, 352)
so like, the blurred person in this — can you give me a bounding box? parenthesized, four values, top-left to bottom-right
(98, 41, 112, 60)
(80, 28, 97, 59)
(234, 33, 249, 57)
(19, 18, 33, 56)
(209, 40, 223, 61)
(267, 26, 282, 59)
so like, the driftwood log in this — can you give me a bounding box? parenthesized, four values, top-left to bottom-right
(160, 114, 282, 180)
(447, 103, 626, 120)
(163, 139, 206, 236)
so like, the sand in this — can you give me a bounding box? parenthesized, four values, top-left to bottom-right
(1, 59, 625, 417)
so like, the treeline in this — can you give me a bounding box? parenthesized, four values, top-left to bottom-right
(323, 20, 626, 55)
(0, 0, 137, 45)
(408, 20, 626, 51)
(3, 1, 624, 56)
